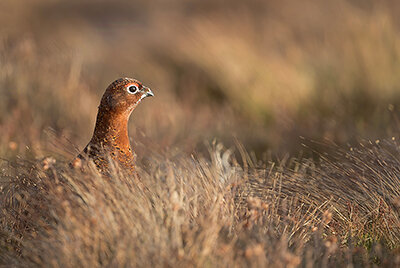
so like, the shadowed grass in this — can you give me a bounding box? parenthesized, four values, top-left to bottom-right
(1, 140, 400, 267)
(1, 0, 400, 266)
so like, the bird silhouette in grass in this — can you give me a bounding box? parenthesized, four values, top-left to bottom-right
(71, 78, 154, 175)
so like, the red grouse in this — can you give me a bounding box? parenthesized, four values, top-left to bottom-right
(71, 78, 154, 174)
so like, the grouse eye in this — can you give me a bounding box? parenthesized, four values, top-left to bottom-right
(127, 85, 139, 94)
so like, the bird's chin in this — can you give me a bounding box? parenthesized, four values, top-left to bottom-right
(139, 93, 149, 102)
(127, 93, 153, 115)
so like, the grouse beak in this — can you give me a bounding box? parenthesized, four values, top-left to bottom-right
(142, 86, 154, 97)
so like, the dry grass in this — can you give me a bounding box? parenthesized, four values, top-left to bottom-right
(1, 140, 400, 267)
(6, 140, 400, 268)
(1, 0, 400, 155)
(1, 0, 400, 267)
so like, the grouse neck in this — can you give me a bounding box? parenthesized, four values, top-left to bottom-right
(91, 107, 132, 151)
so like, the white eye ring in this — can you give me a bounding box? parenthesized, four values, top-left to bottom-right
(127, 85, 139, 94)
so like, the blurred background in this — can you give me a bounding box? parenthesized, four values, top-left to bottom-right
(1, 0, 400, 160)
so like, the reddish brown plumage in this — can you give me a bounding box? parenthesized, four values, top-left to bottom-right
(72, 78, 154, 175)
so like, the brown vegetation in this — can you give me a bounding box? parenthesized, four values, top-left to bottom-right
(1, 0, 400, 266)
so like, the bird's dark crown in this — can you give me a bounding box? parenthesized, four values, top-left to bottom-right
(107, 78, 143, 92)
(99, 77, 152, 114)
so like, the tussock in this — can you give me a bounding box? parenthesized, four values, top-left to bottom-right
(1, 140, 400, 267)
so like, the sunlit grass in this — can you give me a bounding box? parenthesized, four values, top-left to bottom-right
(1, 140, 400, 266)
(1, 0, 400, 266)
